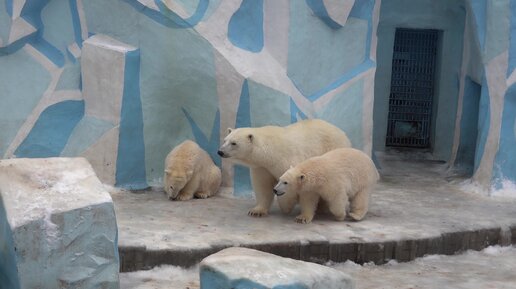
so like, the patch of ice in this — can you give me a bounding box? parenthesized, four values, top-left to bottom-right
(459, 179, 489, 196)
(43, 207, 59, 246)
(481, 245, 513, 256)
(52, 168, 96, 194)
(419, 254, 443, 261)
(491, 179, 516, 198)
(119, 265, 199, 289)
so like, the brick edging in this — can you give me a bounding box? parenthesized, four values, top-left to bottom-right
(119, 226, 516, 272)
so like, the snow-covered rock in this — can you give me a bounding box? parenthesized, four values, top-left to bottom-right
(0, 157, 119, 289)
(199, 247, 355, 289)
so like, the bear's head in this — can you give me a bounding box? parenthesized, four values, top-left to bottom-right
(163, 168, 192, 200)
(273, 166, 306, 196)
(217, 128, 254, 160)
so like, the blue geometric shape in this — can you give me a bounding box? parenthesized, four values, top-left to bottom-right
(237, 80, 251, 128)
(290, 98, 307, 123)
(287, 0, 368, 99)
(115, 49, 148, 190)
(455, 77, 481, 174)
(470, 0, 487, 52)
(305, 0, 342, 29)
(61, 116, 114, 157)
(474, 74, 490, 173)
(0, 0, 49, 55)
(15, 100, 84, 158)
(1, 1, 12, 42)
(508, 0, 516, 76)
(349, 0, 376, 62)
(69, 0, 83, 47)
(29, 37, 65, 67)
(56, 61, 81, 90)
(234, 80, 253, 197)
(153, 0, 209, 28)
(248, 80, 291, 127)
(306, 58, 375, 101)
(182, 108, 221, 167)
(317, 79, 363, 148)
(0, 48, 52, 156)
(6, 0, 13, 17)
(228, 0, 264, 53)
(17, 0, 66, 67)
(492, 84, 516, 188)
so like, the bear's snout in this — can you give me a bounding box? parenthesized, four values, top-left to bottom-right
(273, 188, 285, 196)
(217, 150, 225, 157)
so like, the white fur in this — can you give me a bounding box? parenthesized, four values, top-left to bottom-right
(218, 119, 351, 216)
(164, 140, 221, 201)
(274, 148, 379, 223)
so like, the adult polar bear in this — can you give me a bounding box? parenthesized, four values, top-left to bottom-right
(217, 119, 351, 217)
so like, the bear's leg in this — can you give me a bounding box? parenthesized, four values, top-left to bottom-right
(248, 167, 277, 217)
(195, 167, 221, 199)
(349, 188, 370, 221)
(194, 191, 210, 199)
(328, 193, 349, 221)
(295, 193, 320, 224)
(177, 176, 200, 201)
(278, 191, 298, 214)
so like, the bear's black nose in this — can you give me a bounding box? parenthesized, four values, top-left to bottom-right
(217, 150, 224, 157)
(273, 189, 278, 194)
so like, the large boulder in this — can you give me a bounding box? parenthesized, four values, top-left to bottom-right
(0, 157, 119, 289)
(200, 247, 355, 289)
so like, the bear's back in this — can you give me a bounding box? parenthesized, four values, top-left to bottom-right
(283, 119, 351, 156)
(303, 148, 379, 185)
(165, 140, 202, 168)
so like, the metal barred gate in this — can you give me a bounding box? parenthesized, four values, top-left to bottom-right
(386, 28, 438, 148)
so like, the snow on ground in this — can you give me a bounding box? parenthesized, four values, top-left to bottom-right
(333, 245, 516, 289)
(120, 246, 516, 289)
(491, 179, 516, 198)
(120, 265, 200, 289)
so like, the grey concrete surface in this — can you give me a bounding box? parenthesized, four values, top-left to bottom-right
(119, 246, 516, 289)
(112, 154, 516, 271)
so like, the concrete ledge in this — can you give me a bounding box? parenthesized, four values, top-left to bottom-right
(119, 226, 514, 271)
(113, 160, 516, 272)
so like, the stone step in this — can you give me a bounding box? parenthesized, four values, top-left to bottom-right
(118, 225, 515, 272)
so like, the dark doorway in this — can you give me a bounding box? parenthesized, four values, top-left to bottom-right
(385, 28, 439, 148)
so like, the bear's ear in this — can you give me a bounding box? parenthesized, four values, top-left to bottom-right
(164, 169, 171, 175)
(227, 128, 233, 134)
(248, 134, 253, 142)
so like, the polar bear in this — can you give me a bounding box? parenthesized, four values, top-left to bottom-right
(217, 119, 351, 216)
(164, 140, 221, 201)
(273, 148, 379, 223)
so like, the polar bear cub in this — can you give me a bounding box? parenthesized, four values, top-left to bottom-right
(164, 140, 221, 201)
(217, 119, 351, 217)
(273, 148, 379, 223)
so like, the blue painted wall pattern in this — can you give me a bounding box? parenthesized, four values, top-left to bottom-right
(1, 0, 516, 192)
(228, 0, 264, 53)
(455, 77, 481, 174)
(115, 49, 147, 189)
(15, 100, 84, 158)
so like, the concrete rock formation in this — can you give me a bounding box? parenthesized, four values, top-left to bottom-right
(0, 158, 119, 289)
(200, 247, 355, 289)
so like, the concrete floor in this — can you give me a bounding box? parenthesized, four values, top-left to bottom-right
(119, 245, 516, 289)
(111, 153, 516, 271)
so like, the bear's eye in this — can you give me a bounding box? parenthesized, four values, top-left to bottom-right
(283, 181, 288, 185)
(231, 142, 237, 146)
